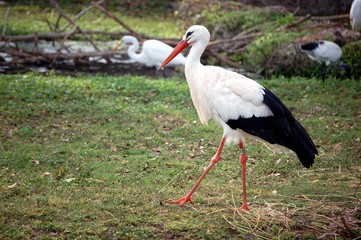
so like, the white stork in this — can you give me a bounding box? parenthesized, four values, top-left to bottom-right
(112, 35, 186, 70)
(159, 25, 318, 210)
(351, 0, 361, 31)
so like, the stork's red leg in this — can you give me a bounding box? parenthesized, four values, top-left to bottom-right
(238, 141, 249, 210)
(166, 137, 227, 206)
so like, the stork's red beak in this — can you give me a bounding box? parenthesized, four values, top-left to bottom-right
(159, 40, 189, 69)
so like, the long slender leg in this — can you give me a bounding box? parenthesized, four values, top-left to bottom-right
(321, 64, 327, 82)
(166, 137, 227, 206)
(238, 141, 249, 210)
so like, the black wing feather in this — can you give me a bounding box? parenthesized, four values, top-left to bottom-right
(226, 88, 318, 168)
(300, 41, 324, 51)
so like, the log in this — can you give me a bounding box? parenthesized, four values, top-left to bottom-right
(0, 31, 130, 42)
(4, 47, 120, 63)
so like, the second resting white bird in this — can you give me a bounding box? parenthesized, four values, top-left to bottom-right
(159, 25, 318, 210)
(112, 35, 186, 69)
(350, 0, 361, 31)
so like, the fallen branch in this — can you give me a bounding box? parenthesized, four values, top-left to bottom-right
(4, 47, 120, 63)
(340, 216, 357, 238)
(311, 14, 350, 21)
(58, 0, 106, 33)
(92, 1, 144, 40)
(50, 0, 101, 52)
(207, 32, 263, 49)
(297, 22, 340, 32)
(276, 14, 311, 32)
(2, 7, 11, 36)
(208, 50, 241, 68)
(0, 30, 131, 42)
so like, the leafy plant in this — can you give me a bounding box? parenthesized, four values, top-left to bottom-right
(199, 4, 267, 34)
(342, 41, 361, 79)
(245, 31, 301, 74)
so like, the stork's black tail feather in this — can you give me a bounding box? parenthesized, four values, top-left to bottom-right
(226, 88, 318, 168)
(289, 119, 318, 168)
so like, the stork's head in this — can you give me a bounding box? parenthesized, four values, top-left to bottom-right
(182, 25, 210, 46)
(159, 25, 210, 69)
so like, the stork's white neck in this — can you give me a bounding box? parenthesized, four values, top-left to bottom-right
(184, 40, 212, 124)
(185, 41, 207, 71)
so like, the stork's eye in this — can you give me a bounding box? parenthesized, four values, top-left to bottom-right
(186, 31, 194, 39)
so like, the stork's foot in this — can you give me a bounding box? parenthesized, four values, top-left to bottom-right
(166, 196, 193, 206)
(233, 203, 249, 212)
(240, 203, 249, 211)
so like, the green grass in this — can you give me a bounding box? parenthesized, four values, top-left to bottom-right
(0, 73, 360, 239)
(0, 4, 181, 39)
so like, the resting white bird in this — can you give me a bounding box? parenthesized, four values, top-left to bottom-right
(300, 40, 351, 81)
(159, 25, 318, 210)
(112, 35, 186, 70)
(351, 0, 361, 31)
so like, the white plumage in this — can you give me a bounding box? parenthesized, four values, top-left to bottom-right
(300, 40, 350, 80)
(160, 25, 317, 209)
(351, 0, 361, 31)
(187, 66, 272, 138)
(113, 35, 186, 69)
(300, 41, 342, 66)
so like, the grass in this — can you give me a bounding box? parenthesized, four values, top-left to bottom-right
(0, 72, 360, 239)
(0, 4, 182, 39)
(1, 2, 361, 238)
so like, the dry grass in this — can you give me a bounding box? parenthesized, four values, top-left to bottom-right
(222, 194, 360, 239)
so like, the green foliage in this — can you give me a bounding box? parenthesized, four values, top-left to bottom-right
(199, 4, 267, 34)
(342, 41, 361, 79)
(245, 32, 301, 73)
(0, 4, 180, 39)
(0, 73, 360, 239)
(178, 1, 295, 37)
(275, 13, 295, 25)
(6, 0, 175, 15)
